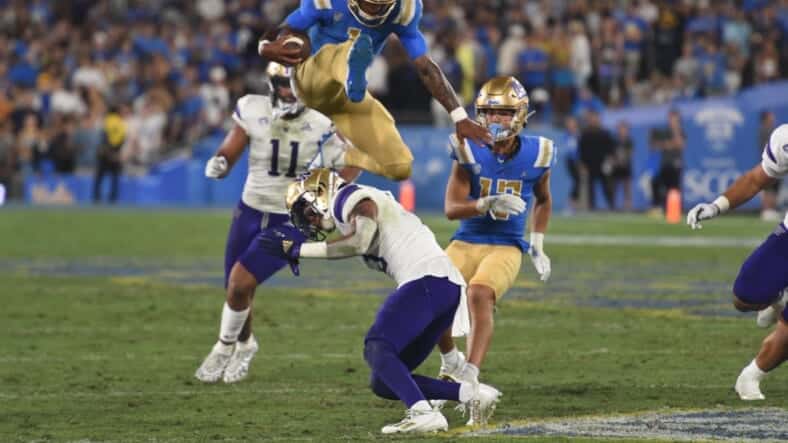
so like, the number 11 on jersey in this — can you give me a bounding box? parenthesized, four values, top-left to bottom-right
(268, 139, 300, 177)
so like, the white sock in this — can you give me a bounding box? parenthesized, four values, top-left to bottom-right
(458, 382, 474, 403)
(411, 399, 432, 412)
(237, 334, 257, 351)
(743, 359, 768, 381)
(441, 347, 460, 367)
(219, 302, 250, 344)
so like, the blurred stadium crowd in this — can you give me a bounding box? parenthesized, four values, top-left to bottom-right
(0, 0, 786, 203)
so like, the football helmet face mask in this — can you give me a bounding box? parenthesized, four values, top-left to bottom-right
(285, 168, 344, 241)
(348, 0, 397, 27)
(474, 76, 534, 142)
(266, 62, 304, 118)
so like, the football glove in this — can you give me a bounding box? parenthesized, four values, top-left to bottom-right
(205, 155, 228, 179)
(476, 194, 526, 220)
(686, 202, 720, 230)
(258, 229, 302, 276)
(528, 232, 551, 282)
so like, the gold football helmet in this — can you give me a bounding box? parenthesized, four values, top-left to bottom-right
(266, 61, 304, 117)
(286, 168, 344, 240)
(348, 0, 397, 27)
(474, 76, 533, 142)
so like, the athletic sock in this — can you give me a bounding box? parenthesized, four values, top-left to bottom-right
(219, 302, 250, 344)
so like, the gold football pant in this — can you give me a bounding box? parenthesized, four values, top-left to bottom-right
(445, 240, 522, 300)
(294, 39, 413, 181)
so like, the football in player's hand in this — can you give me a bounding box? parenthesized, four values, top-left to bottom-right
(276, 29, 312, 62)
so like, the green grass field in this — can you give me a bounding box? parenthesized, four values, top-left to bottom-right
(1, 208, 786, 442)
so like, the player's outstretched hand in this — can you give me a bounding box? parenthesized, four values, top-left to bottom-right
(528, 247, 551, 282)
(456, 118, 492, 147)
(686, 202, 720, 230)
(476, 194, 526, 219)
(258, 229, 303, 275)
(204, 156, 228, 179)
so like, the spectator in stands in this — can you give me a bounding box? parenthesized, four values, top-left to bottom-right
(612, 120, 634, 211)
(16, 113, 47, 174)
(579, 110, 616, 210)
(93, 107, 126, 204)
(758, 110, 781, 221)
(649, 108, 685, 215)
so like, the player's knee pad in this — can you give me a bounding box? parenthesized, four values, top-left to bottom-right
(363, 338, 397, 370)
(369, 374, 398, 400)
(385, 161, 413, 181)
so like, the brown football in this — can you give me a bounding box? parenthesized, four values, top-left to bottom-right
(277, 29, 312, 61)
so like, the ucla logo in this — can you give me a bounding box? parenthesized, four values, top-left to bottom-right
(511, 80, 527, 99)
(693, 106, 744, 153)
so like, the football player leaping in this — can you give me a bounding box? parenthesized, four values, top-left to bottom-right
(195, 62, 360, 384)
(259, 168, 502, 433)
(434, 77, 555, 424)
(687, 123, 788, 400)
(259, 0, 491, 181)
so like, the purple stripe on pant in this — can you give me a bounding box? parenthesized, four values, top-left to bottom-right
(224, 200, 305, 286)
(363, 275, 463, 407)
(733, 223, 788, 321)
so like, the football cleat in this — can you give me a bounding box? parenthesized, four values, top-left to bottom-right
(195, 342, 233, 383)
(381, 407, 448, 434)
(756, 289, 787, 328)
(735, 370, 765, 400)
(465, 383, 502, 426)
(345, 34, 373, 103)
(222, 336, 259, 384)
(438, 350, 467, 382)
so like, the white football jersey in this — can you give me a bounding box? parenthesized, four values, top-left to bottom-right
(329, 184, 466, 288)
(760, 124, 788, 224)
(233, 94, 347, 213)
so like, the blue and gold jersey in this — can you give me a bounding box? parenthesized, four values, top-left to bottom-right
(285, 0, 427, 59)
(451, 134, 556, 251)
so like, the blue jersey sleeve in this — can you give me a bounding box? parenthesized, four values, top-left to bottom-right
(395, 0, 427, 59)
(285, 0, 327, 31)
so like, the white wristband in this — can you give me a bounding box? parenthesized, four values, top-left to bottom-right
(450, 107, 468, 123)
(712, 196, 730, 213)
(257, 39, 270, 55)
(299, 241, 328, 258)
(530, 232, 544, 251)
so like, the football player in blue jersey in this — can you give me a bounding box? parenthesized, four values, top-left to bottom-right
(259, 0, 491, 181)
(435, 77, 556, 407)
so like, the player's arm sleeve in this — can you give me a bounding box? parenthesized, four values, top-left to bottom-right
(231, 95, 254, 134)
(533, 137, 557, 169)
(284, 0, 326, 31)
(760, 125, 788, 178)
(394, 0, 427, 59)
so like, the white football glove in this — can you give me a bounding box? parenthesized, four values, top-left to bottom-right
(528, 232, 551, 282)
(205, 155, 228, 179)
(476, 194, 526, 220)
(686, 202, 720, 230)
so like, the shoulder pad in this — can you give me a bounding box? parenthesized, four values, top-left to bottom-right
(393, 0, 421, 26)
(533, 136, 556, 168)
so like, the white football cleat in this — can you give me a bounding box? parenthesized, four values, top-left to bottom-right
(756, 290, 787, 328)
(735, 371, 765, 400)
(466, 383, 502, 426)
(195, 342, 233, 383)
(222, 336, 259, 383)
(381, 407, 448, 434)
(432, 352, 468, 410)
